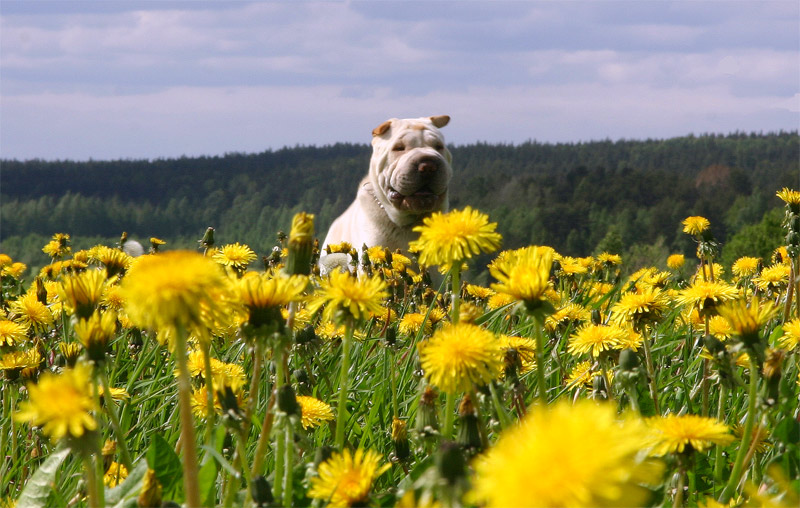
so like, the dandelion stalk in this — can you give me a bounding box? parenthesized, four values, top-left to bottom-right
(532, 315, 548, 402)
(701, 317, 711, 416)
(442, 391, 456, 440)
(335, 320, 355, 449)
(82, 454, 101, 508)
(641, 329, 660, 414)
(173, 324, 202, 508)
(250, 389, 276, 477)
(201, 341, 217, 445)
(283, 417, 294, 507)
(719, 357, 759, 503)
(450, 265, 462, 324)
(674, 464, 687, 508)
(713, 384, 728, 484)
(98, 368, 132, 470)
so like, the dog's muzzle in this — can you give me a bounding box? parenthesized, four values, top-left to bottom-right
(387, 155, 448, 212)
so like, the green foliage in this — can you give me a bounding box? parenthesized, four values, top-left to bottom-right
(721, 208, 785, 266)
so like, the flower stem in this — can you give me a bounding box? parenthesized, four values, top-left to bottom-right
(443, 392, 456, 440)
(719, 357, 759, 503)
(641, 329, 660, 414)
(283, 417, 294, 508)
(674, 466, 686, 508)
(335, 322, 355, 449)
(201, 342, 216, 445)
(98, 368, 133, 470)
(173, 324, 202, 508)
(532, 315, 547, 402)
(83, 454, 101, 508)
(450, 266, 462, 324)
(713, 383, 728, 484)
(251, 391, 276, 478)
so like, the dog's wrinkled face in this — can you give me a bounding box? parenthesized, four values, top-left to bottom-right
(370, 116, 452, 223)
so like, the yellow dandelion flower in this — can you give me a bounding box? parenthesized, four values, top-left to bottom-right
(2, 261, 27, 279)
(597, 252, 622, 266)
(90, 245, 133, 277)
(296, 395, 335, 429)
(42, 233, 71, 259)
(98, 385, 130, 402)
(667, 254, 685, 270)
(731, 256, 760, 279)
(190, 385, 221, 418)
(427, 307, 447, 324)
(776, 187, 800, 207)
(308, 448, 390, 507)
(753, 263, 790, 292)
(120, 250, 231, 334)
(618, 328, 644, 351)
(677, 280, 739, 316)
(498, 334, 537, 373)
(718, 297, 777, 344)
(567, 323, 629, 358)
(565, 360, 596, 389)
(0, 254, 10, 267)
(647, 414, 734, 456)
(8, 292, 55, 334)
(398, 312, 432, 336)
(418, 322, 503, 394)
(682, 216, 710, 236)
(0, 319, 29, 346)
(15, 363, 98, 441)
(772, 246, 790, 265)
(629, 267, 672, 289)
(306, 270, 388, 325)
(611, 286, 670, 328)
(365, 245, 387, 265)
(545, 302, 591, 332)
(708, 315, 733, 340)
(468, 400, 663, 507)
(73, 311, 117, 361)
(103, 461, 129, 488)
(409, 206, 502, 272)
(487, 292, 516, 310)
(557, 256, 589, 276)
(489, 246, 553, 309)
(58, 269, 107, 319)
(0, 349, 41, 379)
(235, 271, 307, 327)
(465, 284, 495, 300)
(777, 318, 800, 350)
(212, 243, 257, 271)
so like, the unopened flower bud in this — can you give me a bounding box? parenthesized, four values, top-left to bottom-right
(250, 475, 273, 507)
(437, 441, 467, 486)
(456, 394, 482, 455)
(391, 417, 410, 462)
(415, 385, 440, 439)
(285, 212, 315, 276)
(277, 383, 300, 416)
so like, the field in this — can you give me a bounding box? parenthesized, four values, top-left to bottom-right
(1, 190, 799, 508)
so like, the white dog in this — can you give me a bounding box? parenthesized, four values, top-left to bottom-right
(320, 115, 452, 273)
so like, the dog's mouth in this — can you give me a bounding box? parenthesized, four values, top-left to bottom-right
(387, 185, 442, 211)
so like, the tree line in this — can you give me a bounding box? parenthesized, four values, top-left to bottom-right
(2, 131, 797, 279)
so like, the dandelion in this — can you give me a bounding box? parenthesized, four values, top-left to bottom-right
(58, 269, 107, 319)
(557, 256, 589, 276)
(683, 216, 711, 237)
(677, 280, 739, 316)
(718, 297, 777, 355)
(0, 349, 41, 381)
(296, 395, 335, 429)
(465, 284, 495, 300)
(15, 363, 98, 442)
(489, 246, 554, 311)
(776, 187, 800, 208)
(0, 319, 29, 346)
(611, 286, 670, 329)
(8, 292, 54, 334)
(42, 233, 71, 259)
(73, 311, 117, 363)
(398, 312, 432, 336)
(647, 414, 734, 456)
(418, 322, 503, 394)
(498, 334, 537, 374)
(752, 263, 790, 293)
(409, 206, 502, 272)
(545, 302, 590, 332)
(468, 400, 662, 508)
(212, 242, 257, 273)
(565, 360, 596, 389)
(567, 323, 628, 358)
(667, 254, 685, 270)
(103, 462, 129, 488)
(777, 318, 800, 350)
(306, 270, 387, 325)
(708, 315, 733, 340)
(121, 250, 230, 334)
(487, 292, 516, 310)
(235, 271, 307, 328)
(731, 256, 760, 279)
(90, 245, 133, 277)
(308, 448, 390, 507)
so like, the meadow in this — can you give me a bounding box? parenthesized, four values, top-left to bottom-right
(0, 188, 799, 508)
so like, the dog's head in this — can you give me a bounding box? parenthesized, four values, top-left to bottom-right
(368, 115, 452, 225)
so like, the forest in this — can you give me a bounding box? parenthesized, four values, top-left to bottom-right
(2, 131, 798, 279)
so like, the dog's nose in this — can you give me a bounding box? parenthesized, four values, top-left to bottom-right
(418, 160, 438, 173)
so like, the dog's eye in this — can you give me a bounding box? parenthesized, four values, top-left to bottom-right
(392, 144, 405, 152)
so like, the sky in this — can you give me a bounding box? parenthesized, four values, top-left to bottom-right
(1, 0, 798, 161)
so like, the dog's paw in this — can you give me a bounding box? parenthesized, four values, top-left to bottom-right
(318, 253, 352, 276)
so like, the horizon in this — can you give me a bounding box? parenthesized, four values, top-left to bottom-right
(2, 128, 797, 164)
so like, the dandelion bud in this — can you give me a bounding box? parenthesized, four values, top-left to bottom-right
(436, 441, 467, 486)
(391, 417, 410, 462)
(198, 227, 215, 251)
(295, 325, 317, 345)
(385, 326, 397, 347)
(415, 385, 440, 439)
(137, 468, 163, 508)
(456, 395, 482, 455)
(285, 212, 315, 276)
(35, 277, 48, 305)
(277, 383, 300, 416)
(618, 348, 639, 373)
(250, 475, 273, 507)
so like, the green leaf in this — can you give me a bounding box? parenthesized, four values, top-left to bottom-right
(146, 433, 184, 501)
(105, 459, 148, 508)
(198, 457, 218, 508)
(15, 447, 71, 508)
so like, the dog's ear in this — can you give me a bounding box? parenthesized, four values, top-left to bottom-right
(372, 120, 392, 137)
(429, 115, 450, 128)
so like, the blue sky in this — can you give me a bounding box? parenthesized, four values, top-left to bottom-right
(1, 1, 798, 161)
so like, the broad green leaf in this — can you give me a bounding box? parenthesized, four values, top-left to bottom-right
(146, 433, 184, 501)
(15, 447, 71, 508)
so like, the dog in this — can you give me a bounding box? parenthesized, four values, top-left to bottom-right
(320, 115, 452, 274)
